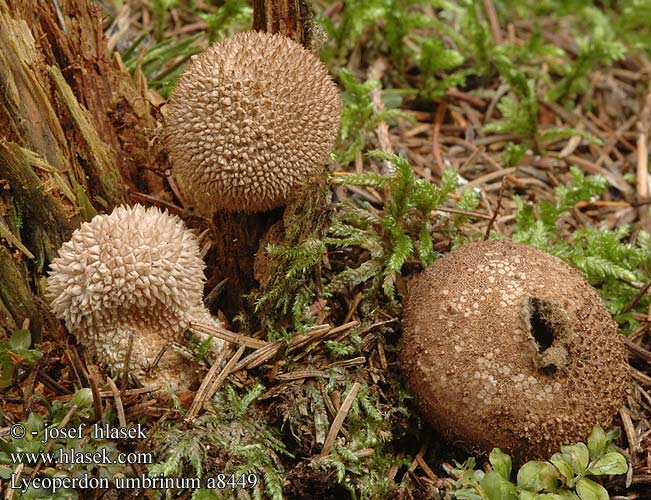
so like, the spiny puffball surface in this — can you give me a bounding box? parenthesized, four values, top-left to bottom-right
(46, 204, 223, 388)
(164, 30, 342, 214)
(400, 240, 628, 462)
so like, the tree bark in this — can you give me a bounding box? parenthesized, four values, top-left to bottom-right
(0, 0, 158, 339)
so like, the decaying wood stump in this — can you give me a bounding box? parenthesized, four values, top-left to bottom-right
(0, 0, 158, 339)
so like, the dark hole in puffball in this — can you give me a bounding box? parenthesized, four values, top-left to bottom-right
(541, 364, 558, 375)
(528, 297, 555, 353)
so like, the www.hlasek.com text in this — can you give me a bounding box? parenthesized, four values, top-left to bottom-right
(10, 446, 153, 466)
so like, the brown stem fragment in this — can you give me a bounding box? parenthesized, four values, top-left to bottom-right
(253, 0, 315, 48)
(209, 209, 283, 317)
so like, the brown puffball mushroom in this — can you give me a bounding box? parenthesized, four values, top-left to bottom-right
(46, 204, 224, 389)
(163, 30, 342, 214)
(400, 240, 628, 463)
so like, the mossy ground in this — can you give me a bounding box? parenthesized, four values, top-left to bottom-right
(3, 0, 651, 499)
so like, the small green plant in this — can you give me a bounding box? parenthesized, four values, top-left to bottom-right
(510, 166, 651, 327)
(511, 165, 608, 247)
(484, 51, 601, 150)
(546, 7, 626, 102)
(327, 151, 477, 301)
(116, 1, 251, 97)
(320, 0, 431, 66)
(615, 0, 651, 54)
(197, 0, 253, 43)
(337, 69, 410, 164)
(149, 383, 289, 500)
(0, 389, 125, 500)
(252, 176, 331, 335)
(416, 37, 467, 100)
(0, 329, 43, 389)
(151, 0, 178, 41)
(120, 34, 202, 98)
(445, 425, 628, 500)
(484, 51, 539, 141)
(459, 0, 494, 77)
(311, 381, 401, 499)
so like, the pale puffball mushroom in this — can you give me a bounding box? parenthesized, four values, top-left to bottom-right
(163, 30, 342, 214)
(46, 204, 224, 388)
(400, 240, 628, 463)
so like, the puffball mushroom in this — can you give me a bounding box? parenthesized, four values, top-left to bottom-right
(163, 30, 342, 214)
(46, 204, 224, 388)
(400, 240, 628, 462)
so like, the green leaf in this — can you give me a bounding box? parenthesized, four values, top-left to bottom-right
(386, 231, 412, 274)
(71, 388, 94, 410)
(539, 127, 603, 146)
(587, 425, 607, 461)
(26, 412, 43, 436)
(0, 465, 12, 480)
(489, 448, 512, 480)
(332, 172, 391, 189)
(440, 168, 459, 195)
(0, 360, 15, 389)
(605, 428, 621, 442)
(517, 461, 559, 492)
(560, 443, 590, 475)
(549, 453, 574, 484)
(586, 452, 627, 476)
(419, 37, 464, 74)
(575, 477, 609, 500)
(192, 489, 220, 500)
(457, 187, 480, 212)
(481, 471, 518, 500)
(417, 225, 435, 266)
(9, 329, 31, 351)
(556, 490, 581, 500)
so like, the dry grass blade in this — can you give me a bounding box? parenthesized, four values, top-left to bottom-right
(637, 90, 651, 226)
(321, 382, 361, 457)
(631, 367, 651, 386)
(206, 345, 246, 405)
(483, 0, 502, 45)
(30, 404, 78, 480)
(185, 343, 235, 421)
(231, 321, 359, 372)
(464, 167, 516, 189)
(435, 206, 493, 220)
(368, 58, 394, 176)
(190, 321, 269, 349)
(619, 407, 636, 488)
(120, 331, 135, 395)
(6, 463, 24, 500)
(625, 339, 651, 363)
(275, 369, 330, 381)
(106, 377, 127, 428)
(415, 454, 438, 482)
(327, 356, 366, 369)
